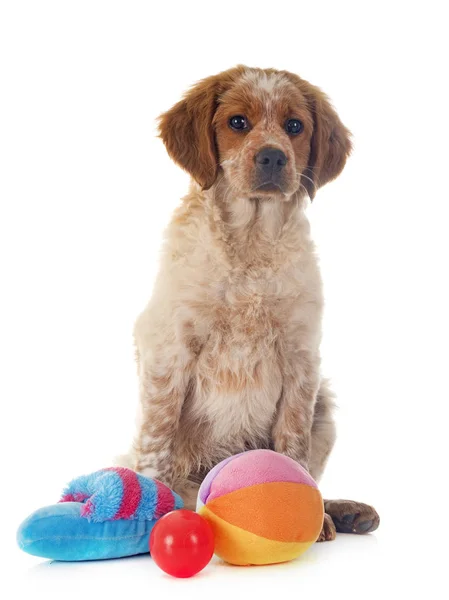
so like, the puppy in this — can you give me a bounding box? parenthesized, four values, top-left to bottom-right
(127, 66, 379, 540)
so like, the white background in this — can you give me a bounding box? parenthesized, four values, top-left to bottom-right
(1, 1, 448, 598)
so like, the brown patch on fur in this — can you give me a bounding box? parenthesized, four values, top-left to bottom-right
(158, 67, 245, 189)
(285, 73, 352, 199)
(215, 363, 262, 394)
(183, 320, 203, 356)
(150, 372, 172, 392)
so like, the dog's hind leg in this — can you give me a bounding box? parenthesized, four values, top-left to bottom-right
(308, 378, 337, 482)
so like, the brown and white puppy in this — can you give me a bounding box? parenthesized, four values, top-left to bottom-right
(125, 66, 379, 540)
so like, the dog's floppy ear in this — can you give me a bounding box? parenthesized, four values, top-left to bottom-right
(300, 82, 352, 200)
(158, 69, 240, 190)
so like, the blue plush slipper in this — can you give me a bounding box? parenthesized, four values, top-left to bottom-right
(17, 468, 183, 561)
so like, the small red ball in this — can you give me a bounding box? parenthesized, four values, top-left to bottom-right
(149, 509, 215, 578)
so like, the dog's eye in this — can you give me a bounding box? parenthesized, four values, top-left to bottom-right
(229, 115, 248, 131)
(285, 119, 304, 135)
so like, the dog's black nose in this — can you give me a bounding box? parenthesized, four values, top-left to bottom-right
(255, 147, 287, 173)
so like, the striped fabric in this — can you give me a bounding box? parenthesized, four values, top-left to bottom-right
(60, 467, 183, 523)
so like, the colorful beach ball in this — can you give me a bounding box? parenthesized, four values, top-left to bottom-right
(197, 449, 324, 566)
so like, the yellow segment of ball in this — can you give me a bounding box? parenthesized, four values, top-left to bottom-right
(200, 505, 316, 566)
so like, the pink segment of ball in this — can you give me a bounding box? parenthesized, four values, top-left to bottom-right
(200, 449, 318, 504)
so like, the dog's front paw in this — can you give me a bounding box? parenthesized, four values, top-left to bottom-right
(316, 513, 336, 542)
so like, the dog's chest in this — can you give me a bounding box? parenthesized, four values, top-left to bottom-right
(189, 267, 297, 441)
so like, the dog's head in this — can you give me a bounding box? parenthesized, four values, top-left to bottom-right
(159, 66, 351, 200)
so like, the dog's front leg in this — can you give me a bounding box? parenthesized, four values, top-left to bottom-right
(132, 345, 193, 487)
(271, 355, 320, 472)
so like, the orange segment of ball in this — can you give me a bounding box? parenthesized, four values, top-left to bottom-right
(204, 481, 323, 543)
